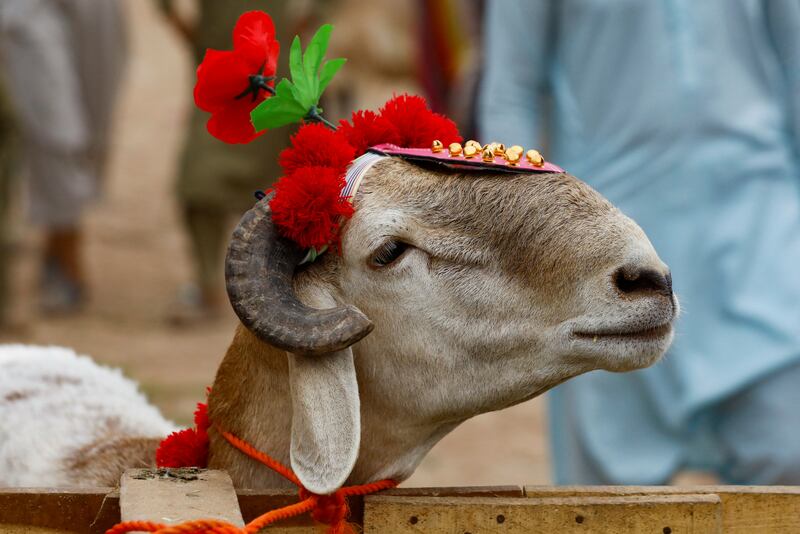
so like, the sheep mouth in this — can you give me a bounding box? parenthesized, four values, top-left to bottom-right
(573, 322, 672, 342)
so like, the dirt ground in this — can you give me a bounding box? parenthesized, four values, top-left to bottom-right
(0, 1, 551, 487)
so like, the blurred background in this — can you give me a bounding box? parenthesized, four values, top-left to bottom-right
(0, 0, 548, 487)
(3, 0, 800, 489)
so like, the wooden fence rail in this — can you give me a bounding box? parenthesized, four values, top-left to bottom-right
(0, 469, 798, 533)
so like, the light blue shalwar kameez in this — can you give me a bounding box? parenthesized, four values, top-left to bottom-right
(479, 0, 800, 484)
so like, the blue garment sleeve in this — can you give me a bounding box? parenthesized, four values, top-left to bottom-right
(765, 0, 800, 161)
(477, 0, 552, 148)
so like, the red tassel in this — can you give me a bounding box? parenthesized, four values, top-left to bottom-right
(155, 402, 210, 468)
(279, 123, 355, 176)
(270, 166, 354, 251)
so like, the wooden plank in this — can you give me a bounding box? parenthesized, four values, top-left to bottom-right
(363, 494, 722, 533)
(0, 485, 521, 534)
(236, 489, 315, 533)
(235, 485, 522, 532)
(10, 483, 799, 533)
(383, 486, 524, 498)
(89, 490, 121, 534)
(0, 487, 116, 534)
(0, 526, 75, 534)
(120, 468, 243, 528)
(525, 486, 800, 533)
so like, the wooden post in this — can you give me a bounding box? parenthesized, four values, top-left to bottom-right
(119, 468, 244, 528)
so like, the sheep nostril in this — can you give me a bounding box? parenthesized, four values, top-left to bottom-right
(614, 266, 672, 297)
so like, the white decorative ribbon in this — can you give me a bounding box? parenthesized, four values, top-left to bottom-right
(300, 152, 386, 264)
(340, 151, 386, 202)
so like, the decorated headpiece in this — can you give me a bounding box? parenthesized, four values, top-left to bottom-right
(194, 10, 561, 263)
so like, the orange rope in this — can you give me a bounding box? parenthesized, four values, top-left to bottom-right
(106, 426, 397, 534)
(216, 427, 302, 487)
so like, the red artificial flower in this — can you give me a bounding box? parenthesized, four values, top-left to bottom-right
(270, 166, 355, 251)
(279, 123, 356, 176)
(378, 94, 461, 148)
(156, 402, 210, 468)
(194, 11, 279, 144)
(337, 109, 400, 156)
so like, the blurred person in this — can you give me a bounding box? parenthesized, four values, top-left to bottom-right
(479, 1, 800, 485)
(418, 0, 483, 138)
(0, 0, 127, 314)
(324, 0, 422, 120)
(159, 0, 296, 323)
(0, 80, 17, 327)
(324, 0, 483, 133)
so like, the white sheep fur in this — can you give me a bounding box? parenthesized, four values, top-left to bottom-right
(0, 345, 176, 487)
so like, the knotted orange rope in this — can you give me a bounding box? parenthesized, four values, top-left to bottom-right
(106, 426, 397, 534)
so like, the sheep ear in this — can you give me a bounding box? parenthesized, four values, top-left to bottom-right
(287, 348, 360, 494)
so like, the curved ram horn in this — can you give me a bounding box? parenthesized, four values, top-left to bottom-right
(225, 197, 374, 356)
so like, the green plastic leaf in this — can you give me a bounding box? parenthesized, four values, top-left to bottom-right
(251, 24, 347, 131)
(251, 79, 307, 130)
(318, 58, 346, 97)
(303, 24, 333, 97)
(288, 36, 314, 108)
(300, 244, 328, 264)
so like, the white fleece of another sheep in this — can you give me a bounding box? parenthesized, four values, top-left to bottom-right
(0, 345, 178, 487)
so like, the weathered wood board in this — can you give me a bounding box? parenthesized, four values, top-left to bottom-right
(120, 468, 244, 527)
(236, 485, 525, 532)
(363, 493, 722, 533)
(0, 487, 117, 534)
(3, 483, 799, 533)
(525, 485, 800, 533)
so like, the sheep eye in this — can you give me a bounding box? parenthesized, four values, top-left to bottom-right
(371, 240, 410, 267)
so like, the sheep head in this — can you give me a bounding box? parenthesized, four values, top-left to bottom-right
(223, 156, 677, 492)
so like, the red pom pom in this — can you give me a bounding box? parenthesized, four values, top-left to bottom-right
(270, 166, 355, 250)
(279, 123, 356, 175)
(156, 428, 209, 468)
(194, 402, 210, 438)
(378, 94, 461, 148)
(156, 401, 210, 468)
(337, 110, 399, 156)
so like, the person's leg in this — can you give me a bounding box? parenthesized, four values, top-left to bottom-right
(0, 154, 10, 325)
(167, 202, 229, 324)
(0, 82, 16, 325)
(549, 372, 685, 485)
(183, 204, 227, 310)
(169, 105, 231, 324)
(716, 361, 800, 484)
(0, 0, 96, 314)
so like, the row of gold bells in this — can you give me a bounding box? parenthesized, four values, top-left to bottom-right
(431, 139, 544, 167)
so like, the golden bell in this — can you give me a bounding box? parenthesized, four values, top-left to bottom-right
(506, 151, 521, 165)
(493, 143, 506, 157)
(466, 140, 482, 151)
(508, 145, 524, 155)
(449, 142, 463, 156)
(464, 145, 478, 158)
(526, 149, 544, 167)
(482, 148, 495, 162)
(431, 140, 444, 153)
